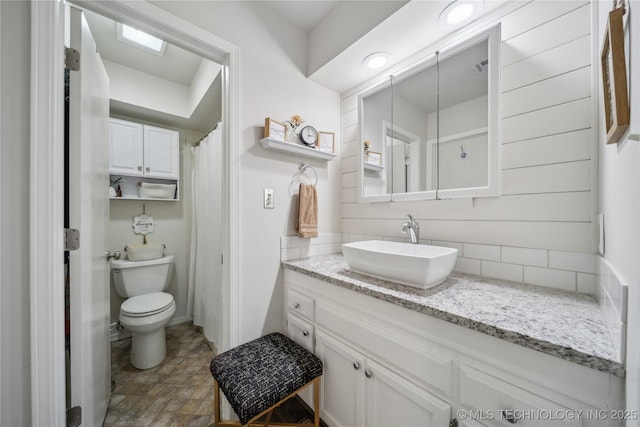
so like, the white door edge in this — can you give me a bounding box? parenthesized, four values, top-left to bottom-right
(30, 1, 67, 426)
(30, 1, 241, 423)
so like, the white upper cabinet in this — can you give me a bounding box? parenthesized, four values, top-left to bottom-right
(109, 118, 179, 180)
(109, 119, 144, 176)
(143, 125, 180, 179)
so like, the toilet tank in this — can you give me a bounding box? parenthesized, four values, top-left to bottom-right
(111, 255, 175, 298)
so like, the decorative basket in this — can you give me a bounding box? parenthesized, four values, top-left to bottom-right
(138, 182, 176, 199)
(125, 243, 166, 261)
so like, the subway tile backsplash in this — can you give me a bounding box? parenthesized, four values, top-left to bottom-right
(280, 233, 342, 262)
(343, 234, 598, 293)
(597, 257, 628, 362)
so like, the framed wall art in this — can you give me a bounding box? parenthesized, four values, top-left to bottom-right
(264, 117, 286, 141)
(366, 151, 382, 166)
(317, 131, 335, 153)
(601, 6, 629, 145)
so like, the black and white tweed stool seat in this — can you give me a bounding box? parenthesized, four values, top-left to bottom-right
(210, 332, 323, 426)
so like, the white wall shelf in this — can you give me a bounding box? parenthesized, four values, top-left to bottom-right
(364, 162, 384, 171)
(109, 174, 179, 201)
(260, 137, 336, 161)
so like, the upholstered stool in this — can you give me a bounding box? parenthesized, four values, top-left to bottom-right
(210, 332, 323, 427)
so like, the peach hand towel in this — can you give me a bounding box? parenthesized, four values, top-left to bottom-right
(297, 184, 318, 238)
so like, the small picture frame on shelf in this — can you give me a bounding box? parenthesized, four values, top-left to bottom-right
(317, 131, 335, 153)
(264, 117, 286, 141)
(366, 151, 382, 166)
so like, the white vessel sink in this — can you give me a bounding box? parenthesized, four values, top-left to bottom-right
(342, 240, 458, 289)
(125, 243, 165, 261)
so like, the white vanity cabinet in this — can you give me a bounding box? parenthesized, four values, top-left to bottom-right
(283, 269, 624, 427)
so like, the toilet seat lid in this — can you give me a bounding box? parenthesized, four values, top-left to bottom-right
(121, 292, 174, 317)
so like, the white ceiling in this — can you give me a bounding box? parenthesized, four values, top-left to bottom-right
(83, 10, 204, 86)
(261, 0, 340, 31)
(81, 9, 221, 132)
(80, 0, 511, 130)
(306, 0, 510, 93)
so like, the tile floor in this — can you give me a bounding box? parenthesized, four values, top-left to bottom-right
(104, 323, 321, 427)
(104, 323, 216, 427)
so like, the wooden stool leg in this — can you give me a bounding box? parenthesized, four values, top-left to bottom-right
(263, 408, 274, 426)
(214, 380, 222, 425)
(313, 377, 320, 427)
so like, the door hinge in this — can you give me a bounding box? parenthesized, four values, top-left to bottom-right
(64, 228, 80, 251)
(66, 406, 81, 427)
(65, 47, 80, 71)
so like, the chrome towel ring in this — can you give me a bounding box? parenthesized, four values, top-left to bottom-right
(296, 162, 317, 186)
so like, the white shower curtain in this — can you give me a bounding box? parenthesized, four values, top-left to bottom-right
(188, 124, 223, 346)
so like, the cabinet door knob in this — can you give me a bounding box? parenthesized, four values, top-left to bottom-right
(364, 369, 373, 379)
(500, 410, 517, 424)
(146, 166, 150, 172)
(302, 330, 309, 337)
(138, 165, 142, 171)
(293, 303, 300, 309)
(353, 362, 361, 370)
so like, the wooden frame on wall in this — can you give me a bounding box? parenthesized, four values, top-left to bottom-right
(601, 6, 629, 145)
(264, 117, 286, 141)
(366, 151, 382, 166)
(317, 131, 335, 153)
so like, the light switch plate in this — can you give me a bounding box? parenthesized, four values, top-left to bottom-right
(264, 189, 274, 209)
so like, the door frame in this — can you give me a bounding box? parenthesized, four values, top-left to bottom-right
(30, 1, 240, 425)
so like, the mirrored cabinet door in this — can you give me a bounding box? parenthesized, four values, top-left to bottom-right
(358, 25, 500, 203)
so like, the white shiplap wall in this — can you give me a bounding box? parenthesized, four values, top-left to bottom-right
(340, 1, 597, 292)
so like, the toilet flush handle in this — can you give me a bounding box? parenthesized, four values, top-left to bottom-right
(104, 250, 121, 261)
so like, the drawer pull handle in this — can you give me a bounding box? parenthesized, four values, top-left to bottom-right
(302, 330, 309, 337)
(293, 303, 300, 309)
(353, 362, 361, 370)
(500, 410, 517, 424)
(364, 369, 373, 379)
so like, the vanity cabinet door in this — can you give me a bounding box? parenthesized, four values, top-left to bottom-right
(109, 119, 144, 176)
(316, 331, 366, 427)
(143, 125, 179, 179)
(364, 359, 451, 427)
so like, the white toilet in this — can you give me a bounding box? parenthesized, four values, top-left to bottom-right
(111, 255, 176, 369)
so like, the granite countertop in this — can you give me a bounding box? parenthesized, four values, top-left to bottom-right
(282, 254, 624, 378)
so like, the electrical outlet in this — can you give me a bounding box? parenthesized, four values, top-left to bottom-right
(264, 189, 274, 209)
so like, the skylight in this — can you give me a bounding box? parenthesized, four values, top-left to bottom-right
(117, 23, 167, 56)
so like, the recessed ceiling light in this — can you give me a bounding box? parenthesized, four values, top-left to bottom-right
(117, 23, 167, 56)
(362, 52, 391, 70)
(438, 0, 483, 29)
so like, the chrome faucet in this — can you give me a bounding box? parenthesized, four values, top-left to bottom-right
(401, 214, 420, 244)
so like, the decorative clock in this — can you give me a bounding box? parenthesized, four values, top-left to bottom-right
(298, 125, 318, 147)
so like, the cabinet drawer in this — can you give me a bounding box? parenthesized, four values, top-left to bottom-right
(459, 365, 581, 427)
(287, 288, 315, 321)
(287, 314, 314, 353)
